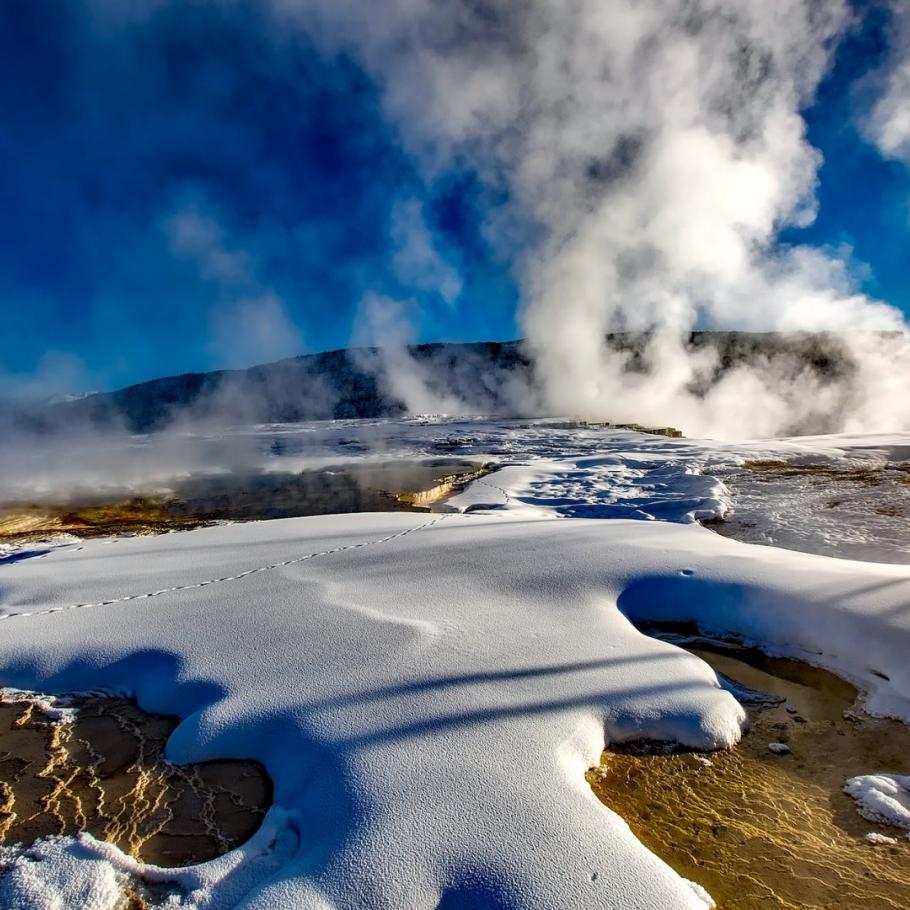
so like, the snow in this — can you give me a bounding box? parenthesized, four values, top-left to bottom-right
(446, 455, 732, 522)
(0, 809, 301, 910)
(0, 686, 78, 722)
(0, 836, 126, 910)
(845, 774, 910, 834)
(865, 832, 899, 846)
(685, 879, 716, 908)
(0, 512, 746, 908)
(2, 419, 910, 908)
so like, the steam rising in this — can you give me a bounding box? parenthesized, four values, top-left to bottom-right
(164, 202, 305, 369)
(4, 0, 910, 448)
(864, 2, 910, 168)
(274, 0, 910, 436)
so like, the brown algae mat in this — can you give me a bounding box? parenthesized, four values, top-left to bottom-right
(588, 643, 910, 909)
(0, 692, 270, 867)
(743, 459, 910, 484)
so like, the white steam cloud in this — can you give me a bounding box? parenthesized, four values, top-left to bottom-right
(0, 351, 95, 403)
(7, 0, 910, 508)
(390, 198, 463, 308)
(164, 201, 305, 370)
(864, 2, 910, 169)
(350, 196, 469, 415)
(19, 0, 909, 440)
(271, 0, 910, 437)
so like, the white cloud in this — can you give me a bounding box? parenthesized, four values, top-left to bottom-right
(162, 199, 304, 369)
(390, 198, 462, 307)
(864, 3, 910, 167)
(350, 293, 465, 414)
(164, 208, 252, 286)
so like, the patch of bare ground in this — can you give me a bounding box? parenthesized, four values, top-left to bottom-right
(0, 692, 270, 867)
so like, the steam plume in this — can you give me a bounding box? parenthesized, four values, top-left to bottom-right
(275, 0, 910, 436)
(8, 1, 910, 440)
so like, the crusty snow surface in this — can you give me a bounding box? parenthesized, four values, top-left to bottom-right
(2, 419, 910, 909)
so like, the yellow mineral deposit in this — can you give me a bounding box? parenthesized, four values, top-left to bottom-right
(394, 463, 492, 506)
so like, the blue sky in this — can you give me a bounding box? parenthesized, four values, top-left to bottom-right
(0, 0, 907, 395)
(781, 1, 910, 311)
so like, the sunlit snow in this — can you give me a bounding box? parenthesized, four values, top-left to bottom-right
(2, 418, 910, 909)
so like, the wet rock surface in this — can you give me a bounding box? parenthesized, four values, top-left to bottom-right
(0, 693, 270, 867)
(588, 640, 910, 909)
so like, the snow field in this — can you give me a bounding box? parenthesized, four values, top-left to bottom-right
(2, 423, 910, 908)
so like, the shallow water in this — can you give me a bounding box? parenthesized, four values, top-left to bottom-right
(0, 693, 270, 867)
(588, 639, 910, 909)
(0, 459, 487, 542)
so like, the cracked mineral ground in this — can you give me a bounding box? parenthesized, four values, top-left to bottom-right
(0, 693, 271, 867)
